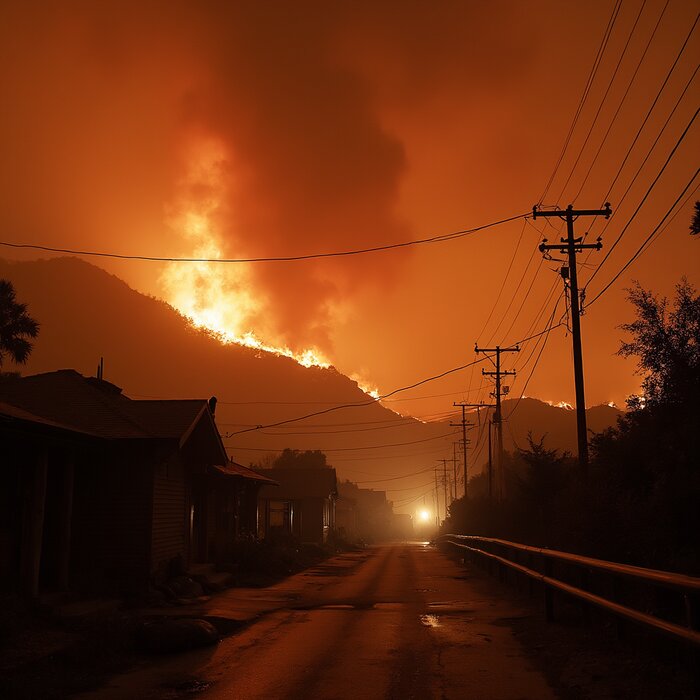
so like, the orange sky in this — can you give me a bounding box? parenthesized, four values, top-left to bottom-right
(1, 0, 698, 420)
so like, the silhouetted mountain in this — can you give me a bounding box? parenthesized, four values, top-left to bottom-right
(0, 257, 448, 482)
(1, 257, 622, 501)
(441, 397, 623, 474)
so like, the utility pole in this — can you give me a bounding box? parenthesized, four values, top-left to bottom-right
(474, 345, 520, 499)
(434, 469, 440, 523)
(452, 442, 458, 502)
(452, 403, 493, 499)
(442, 459, 449, 516)
(451, 404, 475, 499)
(487, 419, 493, 499)
(533, 203, 611, 475)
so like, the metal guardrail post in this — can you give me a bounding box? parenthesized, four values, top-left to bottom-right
(439, 534, 700, 646)
(544, 557, 554, 622)
(580, 568, 591, 625)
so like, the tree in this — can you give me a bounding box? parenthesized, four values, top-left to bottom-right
(618, 278, 700, 409)
(0, 279, 39, 368)
(588, 278, 700, 570)
(274, 448, 331, 469)
(690, 201, 700, 235)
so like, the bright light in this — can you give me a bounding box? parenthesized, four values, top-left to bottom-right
(418, 509, 430, 522)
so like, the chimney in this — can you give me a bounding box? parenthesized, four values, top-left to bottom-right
(208, 396, 218, 416)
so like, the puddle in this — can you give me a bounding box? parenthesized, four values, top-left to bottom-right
(373, 602, 404, 610)
(428, 601, 475, 613)
(319, 604, 355, 610)
(419, 614, 441, 628)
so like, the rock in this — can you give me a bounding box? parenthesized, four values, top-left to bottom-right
(138, 618, 219, 653)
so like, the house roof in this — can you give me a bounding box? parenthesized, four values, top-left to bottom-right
(0, 400, 100, 437)
(256, 467, 337, 500)
(0, 370, 148, 439)
(123, 400, 208, 443)
(213, 461, 279, 484)
(0, 371, 227, 463)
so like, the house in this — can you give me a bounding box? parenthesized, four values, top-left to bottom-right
(337, 481, 393, 543)
(256, 467, 337, 545)
(0, 370, 273, 597)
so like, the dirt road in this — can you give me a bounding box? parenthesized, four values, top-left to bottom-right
(78, 542, 560, 699)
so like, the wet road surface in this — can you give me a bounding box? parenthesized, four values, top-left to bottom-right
(79, 543, 558, 699)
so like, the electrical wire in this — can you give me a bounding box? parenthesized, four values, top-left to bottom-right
(571, 0, 671, 202)
(309, 445, 454, 462)
(579, 59, 699, 271)
(538, 0, 624, 204)
(226, 313, 568, 439)
(0, 213, 528, 264)
(585, 106, 699, 289)
(226, 430, 457, 453)
(484, 240, 539, 345)
(586, 167, 700, 307)
(352, 464, 438, 484)
(252, 421, 420, 436)
(556, 0, 650, 204)
(599, 12, 700, 206)
(475, 218, 528, 341)
(227, 356, 493, 435)
(505, 294, 566, 421)
(498, 254, 546, 344)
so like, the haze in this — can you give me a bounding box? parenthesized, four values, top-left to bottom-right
(1, 0, 698, 419)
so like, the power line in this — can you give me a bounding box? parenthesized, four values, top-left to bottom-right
(506, 296, 565, 421)
(0, 213, 528, 264)
(227, 317, 570, 438)
(384, 480, 437, 494)
(570, 0, 671, 202)
(475, 218, 528, 340)
(227, 356, 493, 435)
(218, 417, 414, 428)
(498, 253, 546, 344)
(226, 430, 458, 453)
(484, 240, 539, 345)
(305, 445, 454, 462)
(579, 57, 698, 272)
(586, 167, 700, 307)
(253, 421, 421, 436)
(600, 11, 700, 205)
(390, 488, 437, 509)
(513, 277, 561, 369)
(556, 0, 650, 203)
(538, 0, 624, 204)
(585, 106, 699, 289)
(353, 464, 437, 484)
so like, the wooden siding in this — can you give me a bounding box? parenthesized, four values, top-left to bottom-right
(71, 447, 153, 593)
(151, 454, 186, 577)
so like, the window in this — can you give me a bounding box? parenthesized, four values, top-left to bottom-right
(268, 500, 292, 532)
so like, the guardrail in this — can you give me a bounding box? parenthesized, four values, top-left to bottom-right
(438, 534, 700, 647)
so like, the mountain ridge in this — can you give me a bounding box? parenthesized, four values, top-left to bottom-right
(1, 257, 622, 511)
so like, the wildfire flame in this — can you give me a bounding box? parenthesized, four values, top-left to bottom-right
(350, 373, 381, 400)
(160, 137, 331, 370)
(543, 400, 574, 410)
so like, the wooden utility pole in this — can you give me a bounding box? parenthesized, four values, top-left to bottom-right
(533, 203, 611, 475)
(451, 404, 475, 499)
(452, 442, 458, 502)
(434, 469, 440, 523)
(452, 403, 493, 499)
(474, 345, 520, 499)
(442, 459, 449, 516)
(488, 419, 493, 499)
